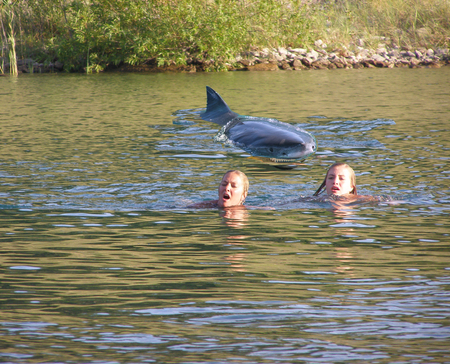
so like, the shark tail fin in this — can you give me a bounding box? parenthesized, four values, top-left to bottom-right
(200, 86, 239, 126)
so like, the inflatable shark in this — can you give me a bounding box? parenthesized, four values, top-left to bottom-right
(201, 86, 316, 163)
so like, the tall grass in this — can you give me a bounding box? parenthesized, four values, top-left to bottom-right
(316, 0, 450, 50)
(2, 0, 449, 73)
(1, 0, 18, 75)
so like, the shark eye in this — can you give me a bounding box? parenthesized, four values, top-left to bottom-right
(269, 148, 274, 153)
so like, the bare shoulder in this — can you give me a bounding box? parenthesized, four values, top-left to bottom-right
(354, 194, 398, 203)
(186, 200, 219, 209)
(308, 194, 397, 203)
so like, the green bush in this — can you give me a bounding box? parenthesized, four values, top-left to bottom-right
(2, 0, 449, 73)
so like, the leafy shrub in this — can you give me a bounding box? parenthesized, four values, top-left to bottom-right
(3, 0, 449, 73)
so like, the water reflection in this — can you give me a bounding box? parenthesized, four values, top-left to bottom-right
(219, 206, 248, 228)
(333, 247, 355, 276)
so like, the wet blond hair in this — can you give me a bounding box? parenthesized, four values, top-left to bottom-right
(313, 163, 357, 196)
(222, 170, 249, 202)
(222, 169, 250, 194)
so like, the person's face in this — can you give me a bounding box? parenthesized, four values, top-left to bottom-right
(218, 172, 247, 208)
(326, 165, 355, 195)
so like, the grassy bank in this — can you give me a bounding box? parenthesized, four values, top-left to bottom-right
(1, 0, 449, 74)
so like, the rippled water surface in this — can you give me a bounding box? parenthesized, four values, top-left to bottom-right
(1, 68, 449, 363)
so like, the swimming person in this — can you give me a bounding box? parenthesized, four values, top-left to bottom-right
(311, 162, 398, 206)
(313, 163, 357, 196)
(188, 170, 249, 208)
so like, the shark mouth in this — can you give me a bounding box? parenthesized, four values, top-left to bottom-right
(248, 156, 306, 166)
(269, 157, 303, 163)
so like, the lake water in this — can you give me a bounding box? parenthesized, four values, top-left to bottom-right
(1, 67, 449, 363)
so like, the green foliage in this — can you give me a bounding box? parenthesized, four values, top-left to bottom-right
(4, 0, 450, 73)
(6, 0, 315, 72)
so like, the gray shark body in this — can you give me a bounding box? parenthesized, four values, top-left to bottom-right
(200, 86, 316, 162)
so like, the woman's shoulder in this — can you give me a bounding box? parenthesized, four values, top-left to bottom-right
(289, 194, 396, 204)
(331, 194, 397, 203)
(352, 194, 396, 202)
(186, 200, 219, 209)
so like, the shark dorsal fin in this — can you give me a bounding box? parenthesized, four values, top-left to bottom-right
(200, 86, 239, 126)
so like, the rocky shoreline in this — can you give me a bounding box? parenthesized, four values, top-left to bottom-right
(119, 42, 450, 73)
(235, 44, 450, 71)
(2, 43, 449, 74)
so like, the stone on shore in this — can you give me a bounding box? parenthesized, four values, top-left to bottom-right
(232, 43, 449, 72)
(245, 62, 279, 71)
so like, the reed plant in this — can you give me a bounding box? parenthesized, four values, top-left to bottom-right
(1, 0, 18, 75)
(3, 0, 450, 73)
(318, 0, 450, 50)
